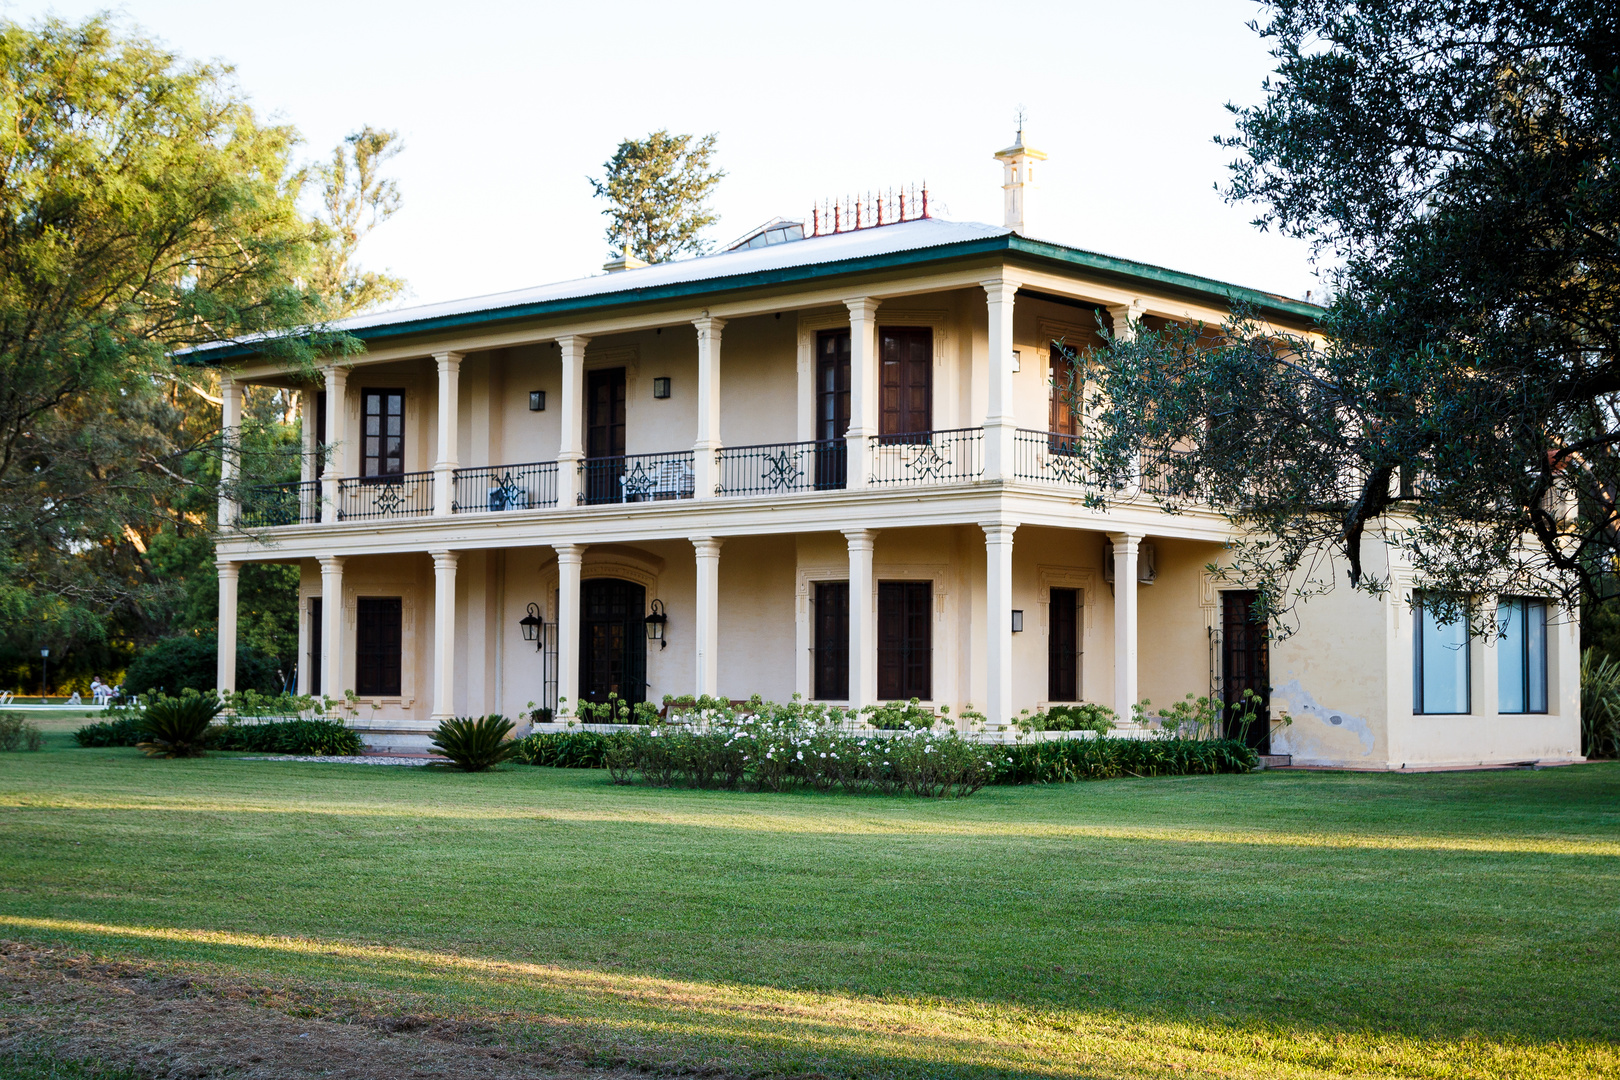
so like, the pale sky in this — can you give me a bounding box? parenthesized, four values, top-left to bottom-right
(10, 0, 1324, 308)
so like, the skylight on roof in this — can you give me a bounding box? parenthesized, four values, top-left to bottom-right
(726, 217, 807, 251)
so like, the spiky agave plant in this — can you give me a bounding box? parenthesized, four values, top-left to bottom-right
(430, 715, 519, 771)
(137, 694, 223, 758)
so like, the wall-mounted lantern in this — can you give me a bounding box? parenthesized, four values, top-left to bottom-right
(652, 377, 671, 399)
(529, 390, 546, 411)
(644, 598, 668, 648)
(519, 602, 545, 651)
(1011, 349, 1022, 373)
(1011, 610, 1024, 633)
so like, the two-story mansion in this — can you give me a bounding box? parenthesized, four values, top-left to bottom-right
(207, 137, 1581, 768)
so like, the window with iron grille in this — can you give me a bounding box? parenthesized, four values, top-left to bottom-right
(361, 389, 405, 478)
(878, 580, 931, 700)
(355, 597, 402, 697)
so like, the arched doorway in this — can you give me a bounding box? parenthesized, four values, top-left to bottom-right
(580, 578, 647, 705)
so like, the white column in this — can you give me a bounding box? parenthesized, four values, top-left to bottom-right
(433, 352, 463, 517)
(845, 298, 881, 490)
(320, 556, 345, 699)
(693, 316, 726, 498)
(555, 544, 584, 716)
(1110, 532, 1142, 722)
(845, 529, 878, 709)
(432, 550, 458, 721)
(295, 588, 311, 696)
(983, 522, 1017, 730)
(299, 388, 319, 523)
(982, 277, 1021, 481)
(692, 536, 723, 695)
(218, 376, 241, 527)
(557, 336, 589, 505)
(216, 560, 239, 694)
(321, 365, 347, 524)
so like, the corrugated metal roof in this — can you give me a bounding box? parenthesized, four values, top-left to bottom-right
(330, 217, 1008, 335)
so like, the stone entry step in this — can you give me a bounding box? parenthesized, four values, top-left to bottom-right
(1256, 754, 1293, 769)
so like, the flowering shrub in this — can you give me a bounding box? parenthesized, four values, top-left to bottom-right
(1019, 702, 1118, 734)
(996, 737, 1257, 783)
(603, 695, 1000, 797)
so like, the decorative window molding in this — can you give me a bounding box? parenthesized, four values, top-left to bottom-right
(342, 585, 417, 709)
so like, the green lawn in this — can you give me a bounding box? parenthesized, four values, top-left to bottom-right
(1, 730, 1617, 1078)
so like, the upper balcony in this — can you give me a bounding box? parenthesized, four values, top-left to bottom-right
(233, 427, 1193, 530)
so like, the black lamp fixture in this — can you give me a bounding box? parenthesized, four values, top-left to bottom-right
(519, 602, 545, 651)
(529, 390, 546, 411)
(1011, 610, 1024, 633)
(644, 598, 668, 648)
(652, 376, 671, 399)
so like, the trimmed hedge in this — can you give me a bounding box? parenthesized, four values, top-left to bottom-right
(996, 737, 1258, 783)
(73, 716, 144, 747)
(73, 715, 361, 755)
(215, 719, 362, 756)
(511, 730, 628, 769)
(511, 729, 1256, 785)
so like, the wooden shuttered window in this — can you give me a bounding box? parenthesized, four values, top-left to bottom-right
(361, 389, 405, 478)
(1049, 341, 1082, 443)
(1047, 587, 1079, 702)
(355, 597, 402, 697)
(877, 581, 931, 701)
(878, 328, 932, 438)
(813, 581, 850, 701)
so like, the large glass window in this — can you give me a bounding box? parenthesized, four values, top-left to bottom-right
(1496, 597, 1548, 714)
(361, 389, 405, 478)
(1414, 592, 1470, 714)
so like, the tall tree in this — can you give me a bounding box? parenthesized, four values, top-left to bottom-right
(590, 130, 723, 263)
(0, 16, 346, 682)
(1078, 0, 1618, 633)
(305, 125, 407, 316)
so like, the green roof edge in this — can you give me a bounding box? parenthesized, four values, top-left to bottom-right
(197, 233, 1321, 365)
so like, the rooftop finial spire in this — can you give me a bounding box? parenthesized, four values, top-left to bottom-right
(994, 113, 1045, 234)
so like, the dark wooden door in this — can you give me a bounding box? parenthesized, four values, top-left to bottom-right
(879, 327, 932, 438)
(308, 597, 323, 696)
(1048, 587, 1079, 701)
(580, 578, 646, 705)
(816, 329, 851, 488)
(314, 391, 328, 478)
(877, 581, 932, 700)
(813, 581, 850, 700)
(584, 367, 627, 504)
(355, 596, 402, 697)
(1221, 590, 1271, 751)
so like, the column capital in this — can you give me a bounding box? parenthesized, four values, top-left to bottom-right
(1107, 300, 1145, 339)
(690, 535, 725, 557)
(555, 334, 592, 353)
(692, 313, 728, 335)
(431, 549, 460, 570)
(979, 521, 1020, 542)
(980, 275, 1023, 299)
(323, 362, 349, 384)
(843, 296, 882, 319)
(554, 543, 586, 564)
(215, 558, 241, 577)
(435, 351, 464, 373)
(1107, 531, 1145, 551)
(318, 555, 347, 573)
(842, 528, 878, 551)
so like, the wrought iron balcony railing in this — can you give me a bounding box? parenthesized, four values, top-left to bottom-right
(236, 480, 322, 527)
(716, 439, 847, 496)
(580, 451, 696, 505)
(867, 428, 983, 486)
(452, 461, 559, 513)
(336, 471, 434, 520)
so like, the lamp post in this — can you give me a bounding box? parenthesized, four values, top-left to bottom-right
(39, 648, 49, 705)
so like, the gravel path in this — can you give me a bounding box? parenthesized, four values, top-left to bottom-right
(238, 754, 442, 765)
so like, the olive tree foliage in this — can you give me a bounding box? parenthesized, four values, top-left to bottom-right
(0, 16, 350, 659)
(1076, 0, 1618, 635)
(589, 130, 724, 264)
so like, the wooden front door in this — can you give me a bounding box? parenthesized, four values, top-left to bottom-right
(877, 581, 932, 701)
(583, 367, 627, 504)
(813, 581, 850, 700)
(1221, 590, 1271, 752)
(815, 329, 851, 488)
(580, 578, 646, 705)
